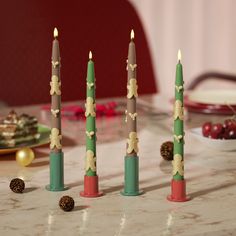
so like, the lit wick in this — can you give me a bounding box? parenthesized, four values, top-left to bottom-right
(89, 51, 92, 60)
(178, 49, 181, 62)
(130, 29, 135, 40)
(54, 28, 58, 38)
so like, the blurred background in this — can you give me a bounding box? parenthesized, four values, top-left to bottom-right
(0, 0, 236, 106)
(130, 0, 236, 98)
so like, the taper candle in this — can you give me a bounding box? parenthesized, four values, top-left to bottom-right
(167, 50, 190, 202)
(80, 51, 103, 197)
(173, 49, 184, 180)
(121, 30, 142, 196)
(50, 27, 62, 154)
(126, 29, 138, 156)
(46, 28, 67, 192)
(85, 51, 96, 176)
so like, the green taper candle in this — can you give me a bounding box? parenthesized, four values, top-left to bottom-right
(85, 51, 96, 176)
(121, 30, 143, 196)
(46, 28, 67, 191)
(167, 50, 190, 202)
(173, 49, 184, 180)
(80, 51, 103, 197)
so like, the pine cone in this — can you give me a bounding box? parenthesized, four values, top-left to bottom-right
(9, 178, 25, 193)
(59, 196, 75, 212)
(160, 141, 173, 161)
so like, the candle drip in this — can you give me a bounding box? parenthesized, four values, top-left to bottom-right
(51, 60, 60, 68)
(51, 109, 59, 117)
(175, 85, 183, 93)
(125, 110, 128, 123)
(129, 64, 137, 71)
(174, 134, 183, 143)
(86, 131, 95, 139)
(87, 82, 94, 90)
(128, 112, 137, 121)
(126, 59, 128, 71)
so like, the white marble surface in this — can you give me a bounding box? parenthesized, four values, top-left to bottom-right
(1, 97, 236, 236)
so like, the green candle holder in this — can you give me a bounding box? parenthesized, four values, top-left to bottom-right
(121, 155, 143, 196)
(46, 152, 68, 191)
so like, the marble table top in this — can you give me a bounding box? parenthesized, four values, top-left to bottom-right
(0, 95, 236, 236)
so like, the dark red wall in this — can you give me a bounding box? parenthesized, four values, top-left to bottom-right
(0, 0, 157, 106)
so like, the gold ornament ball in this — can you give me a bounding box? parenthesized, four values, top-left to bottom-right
(16, 148, 35, 167)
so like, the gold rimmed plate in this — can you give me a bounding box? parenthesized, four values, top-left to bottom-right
(0, 124, 50, 155)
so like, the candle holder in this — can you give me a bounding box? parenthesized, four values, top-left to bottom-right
(46, 152, 68, 191)
(167, 179, 190, 202)
(121, 155, 143, 196)
(167, 50, 190, 202)
(80, 175, 103, 198)
(121, 30, 143, 196)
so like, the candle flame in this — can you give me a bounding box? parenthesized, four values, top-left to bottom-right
(178, 49, 181, 61)
(89, 51, 92, 60)
(130, 29, 134, 40)
(54, 28, 58, 38)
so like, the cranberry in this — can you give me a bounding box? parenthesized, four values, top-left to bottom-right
(210, 123, 224, 139)
(202, 122, 212, 137)
(229, 129, 236, 139)
(223, 119, 236, 129)
(223, 127, 236, 139)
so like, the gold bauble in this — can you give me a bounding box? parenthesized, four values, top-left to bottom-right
(16, 148, 35, 167)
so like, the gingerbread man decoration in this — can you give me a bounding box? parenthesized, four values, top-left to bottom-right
(127, 131, 139, 154)
(174, 100, 184, 120)
(50, 75, 61, 96)
(50, 128, 62, 149)
(127, 78, 138, 99)
(172, 154, 184, 176)
(85, 150, 96, 172)
(85, 97, 96, 117)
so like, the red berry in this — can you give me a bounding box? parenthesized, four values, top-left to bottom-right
(224, 127, 236, 139)
(223, 119, 236, 129)
(229, 129, 236, 139)
(202, 122, 212, 137)
(210, 123, 224, 139)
